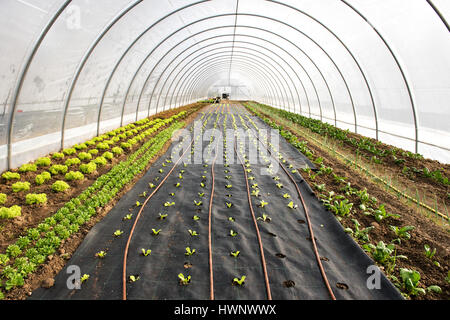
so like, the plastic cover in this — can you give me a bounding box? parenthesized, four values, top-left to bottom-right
(0, 0, 449, 171)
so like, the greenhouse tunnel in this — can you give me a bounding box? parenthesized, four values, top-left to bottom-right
(0, 0, 449, 171)
(0, 0, 450, 303)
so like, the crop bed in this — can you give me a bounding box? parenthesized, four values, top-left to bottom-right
(244, 102, 449, 300)
(27, 103, 403, 300)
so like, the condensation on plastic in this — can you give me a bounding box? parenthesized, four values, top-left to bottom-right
(0, 0, 448, 171)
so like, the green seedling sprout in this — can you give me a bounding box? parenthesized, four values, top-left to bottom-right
(226, 202, 233, 208)
(164, 201, 175, 207)
(194, 200, 203, 206)
(228, 217, 235, 222)
(185, 247, 196, 256)
(259, 200, 268, 208)
(113, 230, 123, 237)
(257, 214, 271, 222)
(198, 192, 205, 197)
(188, 230, 199, 236)
(287, 201, 298, 209)
(81, 274, 90, 284)
(158, 213, 168, 220)
(96, 251, 107, 259)
(123, 214, 133, 221)
(129, 275, 140, 282)
(178, 273, 191, 285)
(230, 251, 240, 258)
(152, 229, 161, 236)
(283, 193, 291, 199)
(233, 275, 246, 286)
(230, 230, 238, 237)
(141, 249, 151, 256)
(193, 215, 200, 221)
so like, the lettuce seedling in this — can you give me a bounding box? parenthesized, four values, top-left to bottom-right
(141, 249, 151, 256)
(225, 184, 232, 189)
(175, 183, 181, 188)
(149, 183, 156, 188)
(193, 215, 200, 221)
(81, 274, 90, 283)
(158, 213, 168, 220)
(188, 230, 199, 236)
(0, 193, 6, 205)
(96, 251, 107, 259)
(178, 273, 191, 285)
(185, 247, 196, 256)
(194, 200, 203, 206)
(200, 182, 206, 188)
(123, 214, 133, 221)
(135, 201, 141, 207)
(259, 200, 268, 208)
(198, 192, 205, 197)
(287, 201, 298, 209)
(114, 230, 123, 237)
(152, 229, 161, 236)
(276, 183, 283, 189)
(423, 244, 436, 260)
(226, 202, 233, 208)
(2, 171, 20, 181)
(283, 193, 291, 199)
(230, 251, 240, 258)
(129, 275, 139, 282)
(164, 202, 175, 207)
(230, 230, 238, 237)
(257, 214, 271, 222)
(233, 275, 246, 286)
(25, 193, 47, 205)
(228, 217, 235, 222)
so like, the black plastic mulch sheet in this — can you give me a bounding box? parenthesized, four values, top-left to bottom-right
(30, 104, 403, 300)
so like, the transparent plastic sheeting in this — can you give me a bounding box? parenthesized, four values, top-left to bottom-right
(0, 0, 448, 171)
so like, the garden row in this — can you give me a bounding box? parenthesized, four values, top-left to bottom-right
(244, 102, 449, 300)
(245, 102, 449, 207)
(0, 106, 201, 300)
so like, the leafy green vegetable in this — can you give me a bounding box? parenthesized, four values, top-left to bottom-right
(52, 181, 70, 192)
(0, 193, 7, 205)
(19, 163, 37, 173)
(35, 157, 51, 167)
(141, 249, 151, 256)
(65, 158, 81, 167)
(25, 193, 47, 205)
(35, 171, 51, 185)
(230, 251, 240, 258)
(65, 171, 85, 181)
(2, 171, 20, 180)
(11, 181, 30, 193)
(49, 164, 68, 175)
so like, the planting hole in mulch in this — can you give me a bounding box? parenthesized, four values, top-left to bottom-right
(320, 257, 329, 262)
(283, 280, 295, 288)
(184, 262, 192, 269)
(306, 236, 317, 242)
(336, 283, 349, 290)
(267, 232, 277, 237)
(297, 219, 306, 224)
(275, 253, 286, 259)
